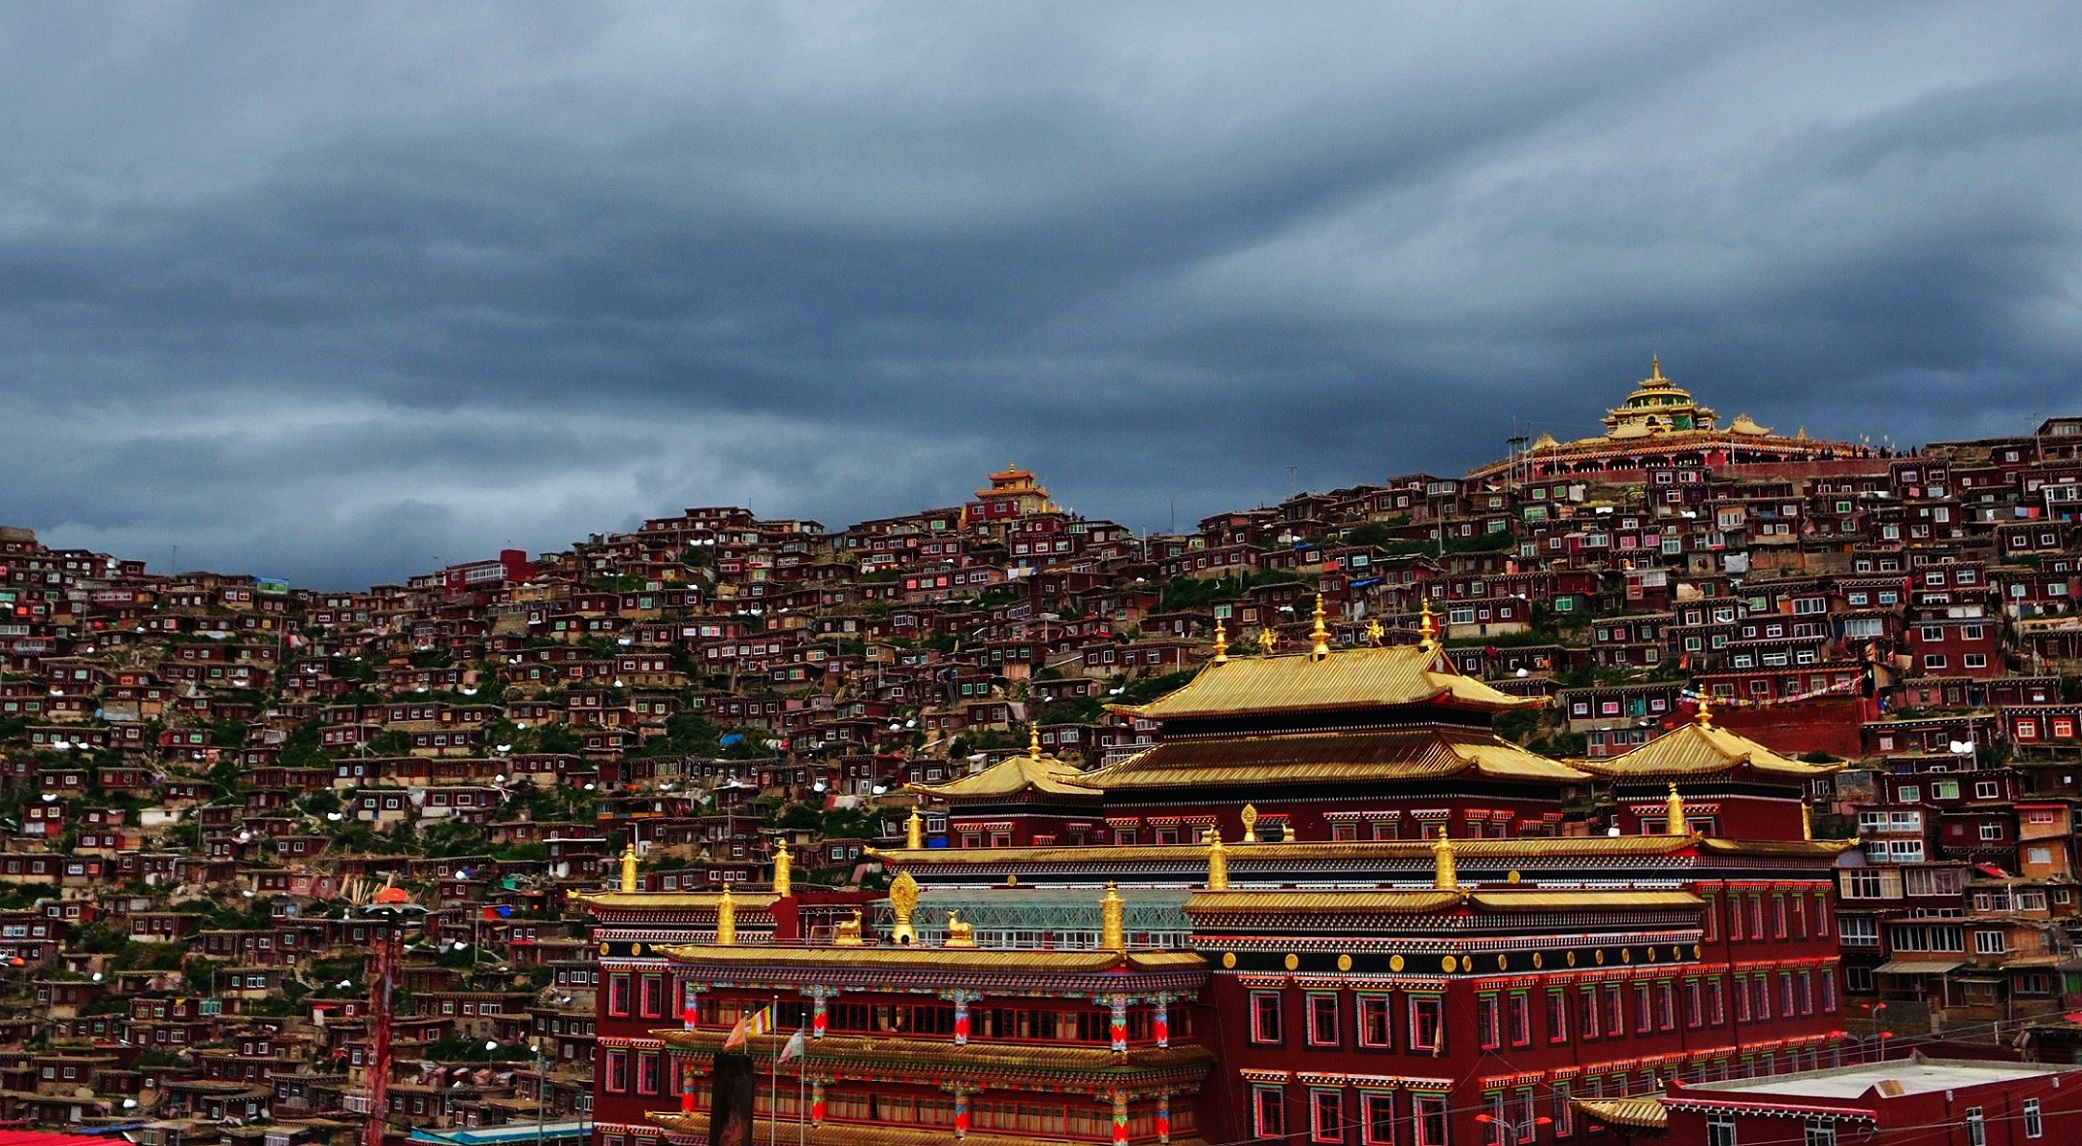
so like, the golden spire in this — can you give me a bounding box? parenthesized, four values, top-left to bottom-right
(715, 881, 737, 945)
(1240, 804, 1259, 844)
(1308, 594, 1331, 661)
(1099, 882, 1125, 952)
(1432, 825, 1457, 890)
(906, 806, 923, 850)
(889, 870, 919, 945)
(1418, 599, 1438, 652)
(1206, 826, 1228, 891)
(1364, 617, 1384, 647)
(1802, 802, 1813, 842)
(1695, 690, 1713, 728)
(1029, 722, 1042, 760)
(1211, 618, 1229, 664)
(1256, 626, 1277, 656)
(620, 842, 639, 893)
(1649, 354, 1664, 384)
(1666, 782, 1688, 837)
(771, 840, 792, 898)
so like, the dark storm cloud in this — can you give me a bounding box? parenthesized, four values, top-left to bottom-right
(1, 2, 2078, 586)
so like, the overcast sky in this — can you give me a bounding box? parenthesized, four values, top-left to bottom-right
(2, 3, 2078, 587)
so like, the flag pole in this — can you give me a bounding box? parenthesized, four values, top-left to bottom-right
(769, 994, 780, 1146)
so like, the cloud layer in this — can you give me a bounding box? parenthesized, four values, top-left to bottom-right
(3, 3, 2079, 586)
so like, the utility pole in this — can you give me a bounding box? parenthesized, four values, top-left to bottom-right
(360, 885, 429, 1146)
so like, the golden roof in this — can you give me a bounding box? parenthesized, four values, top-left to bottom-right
(908, 752, 1093, 801)
(657, 943, 1204, 973)
(570, 891, 779, 911)
(1469, 888, 1702, 911)
(646, 1113, 1209, 1146)
(1185, 887, 1702, 915)
(1573, 1097, 1668, 1131)
(1076, 727, 1587, 791)
(871, 834, 1695, 866)
(1697, 838, 1857, 858)
(1578, 720, 1841, 780)
(1113, 643, 1542, 722)
(1186, 890, 1466, 914)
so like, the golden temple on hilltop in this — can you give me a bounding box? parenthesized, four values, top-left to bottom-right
(1468, 356, 1854, 482)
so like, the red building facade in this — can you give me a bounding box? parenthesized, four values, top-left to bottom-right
(584, 612, 1847, 1146)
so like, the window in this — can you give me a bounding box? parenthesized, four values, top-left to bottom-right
(1413, 1095, 1450, 1146)
(607, 973, 631, 1017)
(604, 1049, 629, 1093)
(1606, 985, 1625, 1038)
(1310, 1090, 1345, 1144)
(1975, 931, 2007, 955)
(1357, 995, 1392, 1048)
(1509, 993, 1531, 1046)
(1967, 1107, 1985, 1146)
(1477, 995, 1501, 1049)
(1546, 991, 1568, 1044)
(1980, 823, 2003, 841)
(1253, 1087, 1286, 1140)
(1840, 917, 1879, 947)
(1578, 986, 1599, 1040)
(1307, 994, 1339, 1047)
(1408, 997, 1443, 1053)
(1251, 992, 1283, 1043)
(639, 975, 663, 1019)
(1360, 1093, 1396, 1145)
(2025, 1097, 2042, 1139)
(1805, 1119, 1836, 1146)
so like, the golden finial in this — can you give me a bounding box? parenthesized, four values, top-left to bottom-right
(1802, 802, 1813, 842)
(1649, 354, 1664, 383)
(715, 881, 737, 945)
(943, 909, 976, 948)
(1256, 626, 1277, 656)
(1211, 619, 1229, 664)
(906, 806, 923, 850)
(1240, 804, 1259, 844)
(1666, 782, 1688, 837)
(1029, 722, 1042, 760)
(1418, 599, 1438, 652)
(619, 842, 639, 893)
(1206, 827, 1228, 891)
(1365, 617, 1384, 647)
(1432, 825, 1457, 890)
(1308, 594, 1331, 661)
(1099, 882, 1125, 952)
(889, 870, 919, 945)
(1695, 690, 1713, 728)
(771, 840, 792, 898)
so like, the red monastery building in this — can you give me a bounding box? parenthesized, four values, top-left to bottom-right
(583, 603, 1849, 1146)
